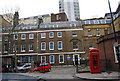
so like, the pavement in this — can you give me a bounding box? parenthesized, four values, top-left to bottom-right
(75, 72, 120, 80)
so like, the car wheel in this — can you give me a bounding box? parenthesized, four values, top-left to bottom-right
(48, 69, 51, 72)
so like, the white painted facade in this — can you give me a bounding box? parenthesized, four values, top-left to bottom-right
(59, 0, 80, 21)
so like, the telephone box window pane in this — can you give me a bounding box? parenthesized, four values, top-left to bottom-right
(92, 55, 98, 69)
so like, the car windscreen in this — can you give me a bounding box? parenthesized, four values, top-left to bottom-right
(38, 64, 48, 67)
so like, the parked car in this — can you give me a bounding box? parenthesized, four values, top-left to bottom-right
(15, 63, 31, 72)
(34, 63, 51, 72)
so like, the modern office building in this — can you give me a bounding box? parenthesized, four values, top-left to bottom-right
(59, 0, 80, 21)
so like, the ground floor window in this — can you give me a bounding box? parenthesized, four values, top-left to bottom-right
(49, 55, 55, 64)
(28, 56, 33, 62)
(59, 55, 64, 63)
(41, 56, 46, 63)
(20, 57, 25, 62)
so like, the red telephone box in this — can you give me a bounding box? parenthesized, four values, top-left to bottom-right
(89, 49, 101, 73)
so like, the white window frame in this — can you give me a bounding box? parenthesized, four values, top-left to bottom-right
(49, 55, 55, 64)
(96, 29, 100, 36)
(41, 42, 46, 50)
(57, 32, 62, 37)
(29, 44, 33, 51)
(41, 33, 46, 38)
(88, 29, 92, 37)
(49, 32, 54, 38)
(41, 56, 46, 63)
(59, 55, 64, 63)
(49, 42, 54, 50)
(21, 44, 25, 52)
(58, 41, 62, 50)
(113, 45, 120, 63)
(21, 34, 26, 40)
(14, 34, 18, 40)
(29, 34, 34, 39)
(72, 31, 77, 37)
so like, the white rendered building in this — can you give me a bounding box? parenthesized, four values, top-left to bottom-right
(59, 0, 80, 21)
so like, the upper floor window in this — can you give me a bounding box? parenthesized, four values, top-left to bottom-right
(94, 20, 99, 24)
(72, 31, 77, 37)
(73, 41, 78, 50)
(49, 42, 54, 50)
(21, 34, 26, 40)
(70, 24, 76, 27)
(49, 32, 54, 38)
(5, 36, 9, 41)
(57, 32, 62, 37)
(41, 33, 46, 38)
(58, 41, 62, 50)
(14, 34, 18, 40)
(21, 44, 26, 52)
(29, 44, 33, 51)
(88, 29, 92, 36)
(89, 43, 94, 49)
(41, 42, 46, 50)
(84, 20, 91, 24)
(104, 29, 108, 35)
(29, 34, 34, 39)
(96, 29, 100, 36)
(13, 44, 18, 52)
(56, 15, 60, 20)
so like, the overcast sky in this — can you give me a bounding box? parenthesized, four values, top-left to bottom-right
(0, 0, 120, 19)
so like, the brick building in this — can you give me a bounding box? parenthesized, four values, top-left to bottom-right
(2, 21, 86, 65)
(82, 18, 111, 58)
(51, 12, 68, 22)
(97, 4, 120, 71)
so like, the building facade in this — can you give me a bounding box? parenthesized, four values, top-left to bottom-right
(51, 12, 68, 22)
(59, 0, 80, 21)
(2, 21, 86, 65)
(82, 18, 111, 58)
(19, 14, 51, 24)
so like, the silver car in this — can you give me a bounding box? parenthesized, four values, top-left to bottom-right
(16, 63, 31, 72)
